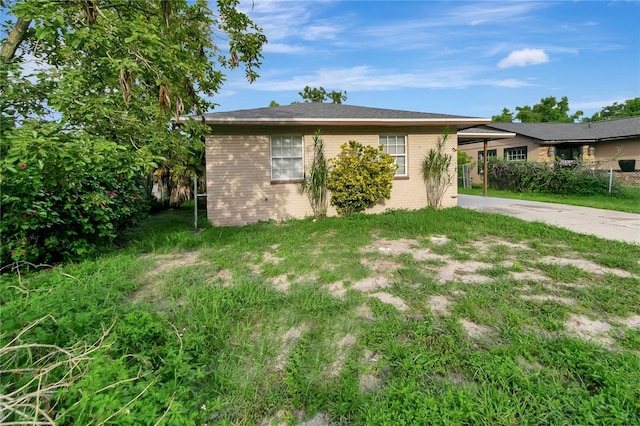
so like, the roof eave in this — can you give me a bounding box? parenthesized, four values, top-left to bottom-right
(458, 132, 516, 139)
(189, 117, 491, 127)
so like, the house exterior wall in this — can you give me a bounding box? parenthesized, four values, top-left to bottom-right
(458, 136, 542, 184)
(592, 137, 640, 169)
(205, 125, 458, 226)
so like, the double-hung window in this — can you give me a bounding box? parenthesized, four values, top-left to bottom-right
(271, 135, 303, 181)
(504, 146, 528, 161)
(477, 149, 497, 174)
(379, 135, 406, 176)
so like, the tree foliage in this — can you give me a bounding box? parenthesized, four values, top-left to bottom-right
(421, 128, 454, 209)
(492, 107, 514, 122)
(327, 141, 396, 217)
(298, 86, 347, 104)
(585, 98, 640, 122)
(493, 96, 583, 123)
(457, 150, 473, 166)
(0, 0, 266, 265)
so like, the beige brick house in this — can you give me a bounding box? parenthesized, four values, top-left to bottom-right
(189, 103, 489, 226)
(459, 118, 640, 185)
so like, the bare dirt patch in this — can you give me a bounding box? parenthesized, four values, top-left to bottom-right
(459, 318, 493, 339)
(429, 235, 449, 245)
(361, 258, 402, 274)
(133, 251, 205, 303)
(327, 334, 357, 379)
(428, 295, 452, 316)
(564, 314, 614, 347)
(326, 281, 347, 299)
(272, 274, 291, 292)
(263, 251, 284, 265)
(540, 256, 633, 278)
(366, 236, 449, 263)
(552, 281, 589, 290)
(369, 292, 409, 311)
(366, 238, 419, 256)
(355, 304, 375, 321)
(438, 261, 493, 284)
(521, 294, 576, 305)
(412, 250, 449, 262)
(358, 350, 385, 393)
(273, 323, 311, 372)
(215, 268, 232, 286)
(358, 373, 382, 394)
(616, 315, 640, 330)
(143, 251, 204, 278)
(470, 239, 530, 252)
(351, 276, 390, 292)
(361, 350, 382, 366)
(260, 411, 328, 426)
(511, 271, 550, 281)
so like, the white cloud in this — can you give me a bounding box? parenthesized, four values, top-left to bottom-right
(493, 79, 534, 88)
(241, 65, 536, 92)
(450, 2, 547, 26)
(263, 43, 306, 54)
(497, 48, 550, 68)
(303, 24, 341, 41)
(238, 0, 343, 46)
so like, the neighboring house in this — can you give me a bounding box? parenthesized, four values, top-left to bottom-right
(185, 103, 488, 226)
(458, 117, 640, 184)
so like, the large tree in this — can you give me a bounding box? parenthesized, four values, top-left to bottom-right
(492, 96, 583, 123)
(1, 0, 266, 165)
(0, 0, 266, 264)
(584, 98, 640, 122)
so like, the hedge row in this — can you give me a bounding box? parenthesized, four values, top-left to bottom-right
(487, 160, 620, 195)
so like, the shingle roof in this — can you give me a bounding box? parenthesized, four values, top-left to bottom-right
(484, 117, 640, 143)
(184, 103, 489, 126)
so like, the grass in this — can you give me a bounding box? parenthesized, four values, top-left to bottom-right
(458, 184, 640, 214)
(2, 206, 640, 425)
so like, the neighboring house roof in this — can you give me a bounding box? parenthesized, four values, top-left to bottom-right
(483, 117, 640, 144)
(179, 103, 490, 127)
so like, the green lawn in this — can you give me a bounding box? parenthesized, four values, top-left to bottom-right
(458, 185, 640, 214)
(2, 207, 640, 425)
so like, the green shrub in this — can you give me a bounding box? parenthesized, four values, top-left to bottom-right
(300, 129, 328, 219)
(1, 121, 151, 267)
(457, 150, 473, 166)
(327, 140, 397, 217)
(487, 159, 620, 196)
(422, 128, 454, 209)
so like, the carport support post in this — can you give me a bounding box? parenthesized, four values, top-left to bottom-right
(193, 175, 198, 230)
(483, 139, 488, 196)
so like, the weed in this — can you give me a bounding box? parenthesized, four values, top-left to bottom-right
(3, 207, 640, 424)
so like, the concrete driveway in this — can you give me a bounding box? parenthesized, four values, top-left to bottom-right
(457, 194, 640, 245)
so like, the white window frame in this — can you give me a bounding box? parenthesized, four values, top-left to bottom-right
(379, 134, 407, 177)
(270, 135, 304, 182)
(504, 146, 528, 161)
(477, 149, 497, 174)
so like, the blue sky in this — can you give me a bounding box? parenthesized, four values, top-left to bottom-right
(217, 0, 640, 119)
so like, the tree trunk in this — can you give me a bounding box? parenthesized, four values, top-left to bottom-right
(0, 17, 31, 62)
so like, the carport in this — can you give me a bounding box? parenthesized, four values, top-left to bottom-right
(457, 127, 516, 195)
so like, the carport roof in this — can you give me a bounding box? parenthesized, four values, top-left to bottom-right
(458, 127, 516, 144)
(178, 103, 490, 127)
